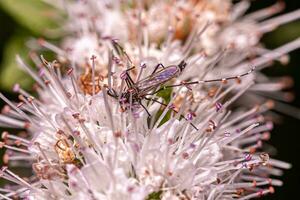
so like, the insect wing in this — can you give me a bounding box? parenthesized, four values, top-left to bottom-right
(136, 66, 180, 92)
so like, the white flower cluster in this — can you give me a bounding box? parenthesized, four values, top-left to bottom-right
(0, 0, 300, 199)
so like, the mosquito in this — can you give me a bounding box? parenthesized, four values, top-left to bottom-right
(106, 41, 255, 130)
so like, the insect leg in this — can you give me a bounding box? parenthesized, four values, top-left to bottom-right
(121, 67, 136, 88)
(147, 86, 173, 96)
(151, 63, 165, 75)
(126, 72, 136, 86)
(144, 97, 198, 131)
(106, 88, 118, 98)
(139, 100, 151, 117)
(148, 67, 256, 95)
(179, 67, 256, 86)
(126, 66, 135, 72)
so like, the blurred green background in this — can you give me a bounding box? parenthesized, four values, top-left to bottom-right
(0, 0, 299, 199)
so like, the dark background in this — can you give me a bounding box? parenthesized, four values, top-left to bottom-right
(250, 1, 300, 199)
(0, 0, 299, 199)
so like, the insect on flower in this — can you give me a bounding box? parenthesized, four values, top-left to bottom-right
(106, 41, 256, 129)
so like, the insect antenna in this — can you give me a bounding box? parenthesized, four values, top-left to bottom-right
(111, 39, 134, 67)
(145, 97, 199, 131)
(107, 50, 113, 90)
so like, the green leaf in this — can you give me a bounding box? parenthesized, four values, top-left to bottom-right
(157, 87, 172, 102)
(0, 33, 33, 91)
(0, 0, 59, 36)
(146, 191, 162, 200)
